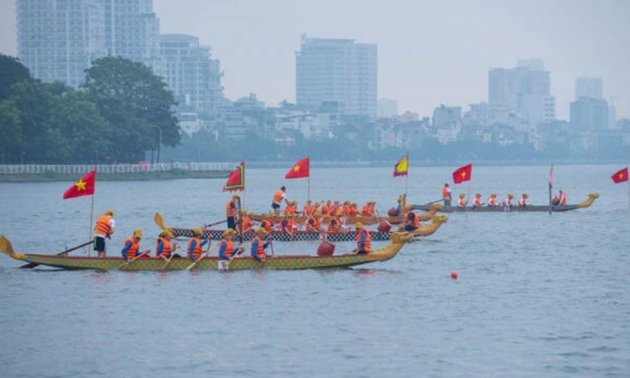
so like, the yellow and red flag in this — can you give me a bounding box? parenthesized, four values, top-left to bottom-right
(63, 170, 96, 199)
(223, 161, 245, 192)
(285, 157, 310, 179)
(611, 167, 629, 184)
(452, 164, 472, 184)
(393, 154, 408, 177)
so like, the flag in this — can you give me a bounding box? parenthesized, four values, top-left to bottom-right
(393, 154, 408, 177)
(63, 170, 96, 199)
(223, 161, 245, 192)
(548, 164, 554, 188)
(452, 164, 472, 184)
(612, 167, 629, 184)
(285, 157, 310, 179)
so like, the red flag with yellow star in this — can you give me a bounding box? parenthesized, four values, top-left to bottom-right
(285, 157, 310, 179)
(63, 170, 96, 199)
(452, 164, 472, 184)
(611, 167, 628, 184)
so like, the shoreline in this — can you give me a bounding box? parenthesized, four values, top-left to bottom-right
(0, 170, 230, 182)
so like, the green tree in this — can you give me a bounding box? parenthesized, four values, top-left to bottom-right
(0, 100, 22, 163)
(83, 57, 181, 162)
(0, 54, 31, 101)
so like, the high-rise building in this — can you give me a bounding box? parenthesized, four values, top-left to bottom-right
(17, 0, 107, 87)
(488, 59, 555, 125)
(17, 0, 162, 87)
(160, 34, 222, 117)
(570, 97, 608, 131)
(296, 37, 377, 119)
(575, 77, 603, 100)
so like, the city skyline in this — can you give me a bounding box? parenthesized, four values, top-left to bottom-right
(1, 0, 629, 119)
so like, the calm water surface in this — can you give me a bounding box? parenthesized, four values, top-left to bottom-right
(1, 165, 629, 378)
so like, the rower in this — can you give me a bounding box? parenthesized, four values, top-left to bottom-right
(558, 190, 567, 205)
(260, 218, 275, 233)
(503, 193, 514, 207)
(121, 229, 143, 262)
(187, 228, 209, 262)
(473, 193, 482, 208)
(251, 228, 271, 263)
(442, 184, 452, 206)
(350, 202, 360, 216)
(487, 193, 498, 207)
(321, 200, 331, 216)
(518, 193, 528, 207)
(398, 204, 420, 232)
(306, 210, 323, 232)
(156, 229, 180, 260)
(458, 193, 467, 207)
(284, 200, 297, 216)
(327, 210, 343, 233)
(352, 222, 372, 254)
(218, 229, 244, 260)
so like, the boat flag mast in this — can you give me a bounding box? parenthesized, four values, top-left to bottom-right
(548, 163, 554, 215)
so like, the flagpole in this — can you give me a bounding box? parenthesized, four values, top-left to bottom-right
(308, 175, 311, 202)
(405, 152, 409, 203)
(465, 179, 471, 221)
(88, 195, 94, 256)
(548, 163, 553, 216)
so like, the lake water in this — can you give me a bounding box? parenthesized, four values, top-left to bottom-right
(1, 165, 629, 378)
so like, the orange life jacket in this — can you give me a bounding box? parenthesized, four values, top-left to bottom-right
(321, 205, 330, 215)
(280, 218, 295, 232)
(327, 217, 341, 233)
(342, 205, 351, 216)
(252, 236, 266, 260)
(261, 220, 273, 232)
(361, 205, 372, 216)
(442, 187, 450, 199)
(303, 205, 313, 215)
(225, 200, 237, 217)
(474, 197, 481, 206)
(559, 193, 567, 205)
(307, 217, 321, 230)
(155, 237, 171, 258)
(349, 206, 359, 216)
(488, 197, 497, 206)
(285, 205, 296, 215)
(241, 216, 252, 232)
(221, 239, 235, 258)
(406, 211, 420, 228)
(458, 198, 466, 207)
(94, 215, 112, 236)
(356, 228, 372, 252)
(187, 237, 202, 260)
(273, 190, 284, 204)
(329, 204, 340, 215)
(123, 237, 139, 259)
(518, 197, 527, 206)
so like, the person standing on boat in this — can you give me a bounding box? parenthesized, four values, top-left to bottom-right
(353, 222, 372, 254)
(272, 186, 289, 215)
(187, 228, 210, 262)
(219, 229, 244, 260)
(251, 228, 271, 263)
(473, 193, 483, 208)
(156, 229, 179, 260)
(518, 194, 528, 207)
(226, 194, 240, 230)
(458, 193, 467, 207)
(121, 229, 147, 261)
(94, 209, 115, 257)
(442, 184, 453, 206)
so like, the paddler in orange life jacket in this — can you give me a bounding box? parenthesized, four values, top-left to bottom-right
(280, 214, 297, 233)
(260, 218, 275, 233)
(401, 204, 420, 231)
(251, 228, 271, 263)
(352, 222, 372, 254)
(458, 193, 467, 207)
(94, 209, 115, 257)
(306, 210, 323, 232)
(218, 229, 244, 260)
(156, 229, 180, 260)
(503, 193, 514, 207)
(442, 183, 453, 206)
(284, 200, 297, 216)
(557, 189, 567, 205)
(121, 229, 148, 261)
(349, 202, 360, 216)
(303, 200, 314, 216)
(487, 193, 498, 207)
(327, 210, 344, 233)
(321, 200, 331, 216)
(272, 186, 289, 215)
(518, 193, 528, 207)
(361, 201, 376, 217)
(187, 228, 210, 262)
(473, 193, 482, 208)
(226, 194, 240, 230)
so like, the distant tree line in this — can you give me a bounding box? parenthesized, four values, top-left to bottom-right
(0, 54, 180, 164)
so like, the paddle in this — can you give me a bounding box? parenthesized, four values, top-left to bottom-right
(218, 244, 245, 270)
(185, 240, 214, 270)
(115, 249, 151, 270)
(159, 243, 181, 271)
(204, 219, 227, 228)
(236, 197, 243, 244)
(425, 199, 445, 206)
(20, 240, 94, 269)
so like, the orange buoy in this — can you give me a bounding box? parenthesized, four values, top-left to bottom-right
(317, 241, 335, 256)
(377, 220, 391, 233)
(451, 271, 458, 280)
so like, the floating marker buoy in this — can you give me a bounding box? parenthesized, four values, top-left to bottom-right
(377, 220, 391, 233)
(451, 271, 458, 280)
(317, 241, 335, 256)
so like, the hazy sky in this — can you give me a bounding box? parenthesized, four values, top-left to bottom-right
(1, 0, 629, 119)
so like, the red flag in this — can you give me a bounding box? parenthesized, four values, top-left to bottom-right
(63, 170, 96, 199)
(452, 164, 472, 184)
(285, 158, 310, 179)
(223, 161, 245, 192)
(611, 167, 629, 184)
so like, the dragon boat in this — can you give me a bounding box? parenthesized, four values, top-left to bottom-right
(247, 203, 443, 225)
(0, 233, 412, 271)
(163, 214, 449, 242)
(411, 193, 599, 213)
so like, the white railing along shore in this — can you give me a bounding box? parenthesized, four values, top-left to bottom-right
(0, 163, 236, 175)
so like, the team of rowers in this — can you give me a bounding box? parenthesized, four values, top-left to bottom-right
(441, 183, 568, 207)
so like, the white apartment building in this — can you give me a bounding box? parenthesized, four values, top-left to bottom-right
(296, 37, 377, 119)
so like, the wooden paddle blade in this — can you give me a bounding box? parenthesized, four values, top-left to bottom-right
(154, 212, 167, 230)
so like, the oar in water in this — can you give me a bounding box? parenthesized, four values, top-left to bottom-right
(115, 249, 151, 270)
(185, 240, 215, 270)
(20, 240, 94, 269)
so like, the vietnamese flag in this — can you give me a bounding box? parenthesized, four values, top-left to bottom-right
(223, 161, 245, 192)
(285, 157, 309, 179)
(452, 164, 472, 184)
(611, 167, 629, 184)
(63, 170, 96, 199)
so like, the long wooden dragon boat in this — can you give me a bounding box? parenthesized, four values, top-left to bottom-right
(411, 193, 599, 213)
(0, 233, 412, 271)
(247, 203, 443, 225)
(163, 214, 449, 241)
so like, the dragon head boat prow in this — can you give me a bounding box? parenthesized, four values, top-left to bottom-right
(432, 214, 449, 224)
(0, 235, 28, 261)
(577, 193, 600, 209)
